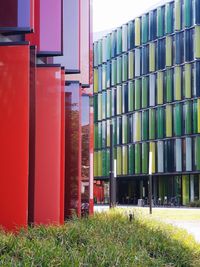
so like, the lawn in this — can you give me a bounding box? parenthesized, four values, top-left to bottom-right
(0, 210, 200, 266)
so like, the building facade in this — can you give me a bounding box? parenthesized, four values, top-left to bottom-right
(93, 0, 200, 206)
(0, 0, 93, 231)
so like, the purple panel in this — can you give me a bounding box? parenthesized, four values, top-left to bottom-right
(40, 0, 62, 53)
(18, 0, 30, 27)
(54, 0, 80, 72)
(0, 0, 18, 28)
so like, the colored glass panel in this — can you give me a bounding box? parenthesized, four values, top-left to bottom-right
(173, 104, 182, 136)
(102, 37, 106, 63)
(175, 139, 182, 172)
(157, 6, 164, 38)
(149, 109, 156, 139)
(166, 36, 173, 67)
(117, 27, 122, 55)
(98, 40, 102, 66)
(128, 81, 134, 112)
(102, 92, 106, 120)
(195, 0, 200, 24)
(133, 112, 141, 142)
(174, 66, 182, 101)
(149, 10, 157, 41)
(198, 99, 200, 133)
(128, 51, 134, 80)
(184, 64, 192, 98)
(111, 30, 117, 58)
(149, 42, 156, 72)
(111, 59, 117, 86)
(102, 64, 107, 90)
(102, 121, 106, 148)
(98, 94, 102, 121)
(94, 69, 98, 93)
(117, 147, 122, 175)
(135, 18, 141, 46)
(166, 105, 173, 137)
(157, 141, 164, 173)
(149, 142, 156, 173)
(193, 100, 198, 133)
(122, 24, 128, 52)
(149, 74, 156, 106)
(142, 143, 148, 174)
(195, 137, 200, 170)
(185, 29, 194, 62)
(135, 144, 141, 174)
(122, 115, 128, 144)
(157, 107, 165, 139)
(142, 76, 148, 108)
(165, 2, 174, 34)
(94, 124, 98, 149)
(135, 79, 141, 110)
(107, 120, 110, 147)
(164, 140, 174, 172)
(184, 101, 192, 134)
(117, 117, 122, 145)
(128, 145, 134, 175)
(128, 21, 134, 50)
(122, 83, 128, 114)
(107, 90, 111, 118)
(97, 151, 102, 177)
(195, 26, 200, 58)
(117, 56, 122, 84)
(175, 32, 184, 64)
(98, 122, 102, 149)
(117, 85, 122, 115)
(142, 111, 148, 141)
(93, 42, 98, 67)
(94, 94, 98, 122)
(106, 34, 111, 61)
(142, 14, 149, 44)
(135, 48, 141, 77)
(175, 0, 181, 31)
(98, 66, 102, 92)
(186, 137, 192, 171)
(166, 69, 173, 102)
(111, 87, 116, 117)
(94, 152, 98, 177)
(157, 38, 165, 70)
(157, 71, 164, 105)
(142, 45, 149, 75)
(182, 176, 190, 205)
(184, 0, 193, 28)
(122, 54, 128, 82)
(122, 146, 128, 175)
(106, 62, 111, 89)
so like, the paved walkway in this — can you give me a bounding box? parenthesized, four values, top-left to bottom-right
(94, 205, 200, 243)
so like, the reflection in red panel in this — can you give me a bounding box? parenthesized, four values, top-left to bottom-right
(0, 44, 30, 231)
(34, 66, 62, 224)
(26, 0, 62, 55)
(60, 68, 65, 224)
(0, 0, 34, 33)
(65, 83, 81, 218)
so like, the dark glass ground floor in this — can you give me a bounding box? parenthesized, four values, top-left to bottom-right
(94, 175, 200, 206)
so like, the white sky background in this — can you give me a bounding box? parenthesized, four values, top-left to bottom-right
(93, 0, 166, 33)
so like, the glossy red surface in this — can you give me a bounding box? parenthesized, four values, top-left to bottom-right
(65, 83, 81, 218)
(0, 44, 30, 231)
(34, 66, 62, 224)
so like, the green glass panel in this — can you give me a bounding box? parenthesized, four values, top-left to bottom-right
(133, 112, 141, 142)
(117, 147, 122, 175)
(106, 90, 111, 118)
(122, 115, 128, 144)
(122, 54, 128, 82)
(193, 100, 198, 133)
(135, 17, 141, 46)
(117, 27, 122, 55)
(142, 143, 148, 174)
(112, 118, 117, 145)
(111, 59, 117, 86)
(97, 151, 102, 177)
(195, 26, 200, 58)
(142, 14, 148, 44)
(94, 68, 98, 93)
(94, 94, 98, 122)
(157, 72, 164, 105)
(117, 85, 122, 115)
(102, 121, 106, 148)
(166, 105, 173, 137)
(175, 0, 181, 31)
(184, 64, 191, 98)
(128, 51, 134, 80)
(166, 69, 173, 102)
(94, 123, 98, 149)
(135, 79, 141, 110)
(174, 66, 182, 101)
(142, 110, 148, 141)
(173, 104, 182, 136)
(184, 0, 192, 28)
(102, 150, 106, 177)
(149, 109, 156, 140)
(157, 6, 164, 37)
(157, 107, 164, 139)
(93, 42, 98, 67)
(184, 101, 192, 134)
(102, 92, 106, 119)
(128, 144, 134, 175)
(106, 34, 111, 61)
(128, 81, 134, 112)
(122, 146, 128, 175)
(117, 56, 122, 84)
(98, 122, 102, 149)
(149, 142, 156, 173)
(98, 94, 102, 121)
(198, 99, 200, 133)
(102, 64, 107, 90)
(165, 3, 173, 34)
(106, 149, 110, 177)
(135, 143, 141, 174)
(111, 87, 116, 117)
(98, 39, 102, 65)
(196, 137, 200, 170)
(166, 36, 173, 67)
(142, 76, 148, 108)
(94, 151, 98, 177)
(107, 120, 110, 147)
(182, 175, 190, 205)
(117, 117, 122, 145)
(149, 42, 155, 72)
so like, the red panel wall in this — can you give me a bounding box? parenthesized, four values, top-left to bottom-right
(34, 66, 62, 224)
(0, 44, 30, 231)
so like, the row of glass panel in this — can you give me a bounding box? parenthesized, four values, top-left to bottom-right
(94, 0, 200, 66)
(94, 99, 200, 149)
(94, 136, 200, 177)
(94, 64, 200, 121)
(94, 29, 200, 92)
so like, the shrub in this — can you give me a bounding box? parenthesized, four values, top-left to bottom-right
(188, 200, 200, 207)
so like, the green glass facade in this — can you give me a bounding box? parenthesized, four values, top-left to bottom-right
(93, 0, 200, 205)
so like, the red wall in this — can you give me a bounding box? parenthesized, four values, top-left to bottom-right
(0, 44, 30, 231)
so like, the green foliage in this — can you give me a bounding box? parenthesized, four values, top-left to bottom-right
(0, 210, 199, 266)
(188, 200, 200, 208)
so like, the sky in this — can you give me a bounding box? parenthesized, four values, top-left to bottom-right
(93, 0, 166, 33)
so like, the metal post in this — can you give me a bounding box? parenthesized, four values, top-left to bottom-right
(149, 152, 153, 214)
(109, 123, 116, 208)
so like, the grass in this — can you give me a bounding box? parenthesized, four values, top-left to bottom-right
(0, 210, 200, 266)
